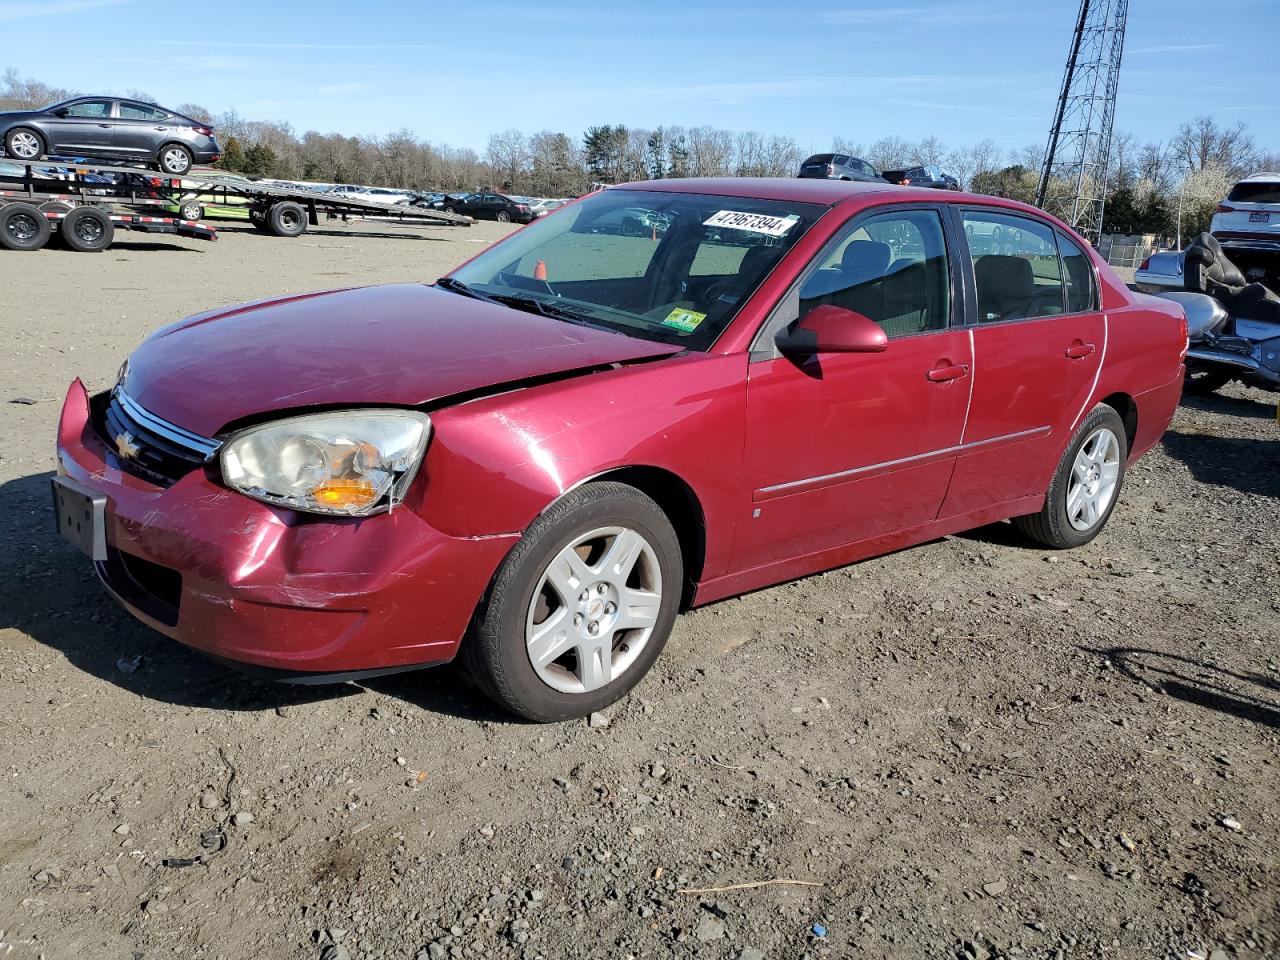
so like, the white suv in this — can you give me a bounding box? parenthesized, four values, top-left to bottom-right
(1211, 172, 1280, 250)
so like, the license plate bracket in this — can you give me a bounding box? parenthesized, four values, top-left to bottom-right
(51, 475, 107, 561)
(1248, 211, 1270, 223)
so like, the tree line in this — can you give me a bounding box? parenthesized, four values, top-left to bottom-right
(3, 67, 1275, 240)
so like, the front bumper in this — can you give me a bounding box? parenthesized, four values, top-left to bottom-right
(55, 379, 518, 678)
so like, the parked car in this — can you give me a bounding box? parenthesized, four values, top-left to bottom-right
(1133, 250, 1185, 293)
(798, 153, 882, 183)
(319, 184, 414, 206)
(439, 191, 535, 223)
(1210, 172, 1280, 249)
(882, 165, 960, 190)
(0, 97, 220, 175)
(53, 178, 1186, 721)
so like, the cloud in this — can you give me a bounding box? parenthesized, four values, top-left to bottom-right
(1128, 43, 1224, 55)
(0, 0, 127, 19)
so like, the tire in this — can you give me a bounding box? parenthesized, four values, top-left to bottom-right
(1183, 363, 1232, 395)
(158, 143, 193, 175)
(496, 210, 512, 223)
(266, 201, 306, 237)
(462, 481, 683, 722)
(442, 205, 457, 215)
(1014, 404, 1128, 549)
(0, 202, 51, 251)
(179, 200, 204, 222)
(4, 127, 44, 162)
(60, 206, 114, 252)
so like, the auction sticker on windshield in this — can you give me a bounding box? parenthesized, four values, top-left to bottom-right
(661, 308, 706, 333)
(703, 210, 800, 237)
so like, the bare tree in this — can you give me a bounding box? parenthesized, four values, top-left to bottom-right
(687, 126, 733, 176)
(485, 129, 530, 191)
(867, 136, 913, 173)
(1, 67, 75, 110)
(945, 138, 998, 190)
(831, 137, 867, 159)
(911, 135, 947, 166)
(1172, 116, 1257, 178)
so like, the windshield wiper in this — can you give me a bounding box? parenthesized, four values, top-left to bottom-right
(489, 293, 612, 331)
(434, 277, 496, 302)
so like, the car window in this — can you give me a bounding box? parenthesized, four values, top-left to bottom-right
(1226, 181, 1280, 204)
(1057, 231, 1097, 313)
(859, 161, 877, 177)
(449, 189, 823, 349)
(797, 208, 951, 339)
(118, 102, 168, 121)
(61, 100, 111, 119)
(963, 210, 1065, 322)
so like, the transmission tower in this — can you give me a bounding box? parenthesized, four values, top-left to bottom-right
(1036, 0, 1128, 243)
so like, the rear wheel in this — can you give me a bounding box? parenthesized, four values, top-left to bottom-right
(4, 128, 44, 162)
(1183, 363, 1233, 395)
(442, 205, 457, 215)
(158, 143, 193, 175)
(60, 206, 114, 252)
(0, 202, 51, 251)
(267, 201, 307, 237)
(463, 482, 682, 722)
(1014, 404, 1127, 549)
(179, 200, 204, 222)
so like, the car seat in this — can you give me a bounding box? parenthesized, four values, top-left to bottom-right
(974, 255, 1060, 322)
(1184, 232, 1280, 321)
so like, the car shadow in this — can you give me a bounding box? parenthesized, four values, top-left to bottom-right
(1160, 429, 1279, 499)
(0, 471, 514, 723)
(1087, 646, 1280, 731)
(952, 518, 1034, 549)
(1179, 389, 1278, 421)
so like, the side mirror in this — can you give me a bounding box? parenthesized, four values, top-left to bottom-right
(53, 108, 70, 117)
(777, 304, 888, 355)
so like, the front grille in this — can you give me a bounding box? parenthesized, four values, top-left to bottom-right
(93, 388, 221, 486)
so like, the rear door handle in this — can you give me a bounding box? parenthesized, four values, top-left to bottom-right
(927, 363, 969, 382)
(1065, 342, 1096, 359)
(97, 123, 112, 128)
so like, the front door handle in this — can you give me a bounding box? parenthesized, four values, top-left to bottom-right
(97, 123, 112, 128)
(927, 362, 969, 382)
(1065, 342, 1096, 359)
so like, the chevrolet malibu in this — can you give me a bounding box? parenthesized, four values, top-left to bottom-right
(54, 178, 1187, 721)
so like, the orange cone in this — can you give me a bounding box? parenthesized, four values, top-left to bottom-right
(651, 225, 657, 242)
(534, 259, 547, 281)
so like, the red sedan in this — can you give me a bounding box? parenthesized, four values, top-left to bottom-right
(54, 178, 1187, 721)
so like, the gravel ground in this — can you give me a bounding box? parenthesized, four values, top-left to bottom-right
(1, 221, 1277, 960)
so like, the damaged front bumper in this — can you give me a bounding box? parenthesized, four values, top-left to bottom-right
(54, 379, 517, 680)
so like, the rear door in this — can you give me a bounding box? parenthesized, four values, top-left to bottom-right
(735, 204, 972, 570)
(42, 99, 115, 153)
(939, 208, 1105, 517)
(112, 101, 172, 161)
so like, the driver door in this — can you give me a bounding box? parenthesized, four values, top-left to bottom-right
(43, 99, 115, 154)
(733, 206, 971, 571)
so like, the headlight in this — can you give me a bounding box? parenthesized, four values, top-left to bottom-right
(220, 410, 431, 516)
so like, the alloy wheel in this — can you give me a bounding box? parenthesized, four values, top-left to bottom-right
(525, 526, 662, 695)
(1066, 427, 1120, 531)
(162, 147, 190, 173)
(9, 131, 40, 159)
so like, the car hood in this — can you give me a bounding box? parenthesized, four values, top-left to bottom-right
(122, 283, 682, 437)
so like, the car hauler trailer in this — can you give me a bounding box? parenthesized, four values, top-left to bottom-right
(0, 161, 471, 251)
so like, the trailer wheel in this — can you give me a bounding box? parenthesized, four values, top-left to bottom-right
(0, 202, 51, 251)
(267, 201, 307, 237)
(180, 200, 204, 222)
(60, 206, 114, 252)
(4, 128, 45, 162)
(158, 144, 194, 175)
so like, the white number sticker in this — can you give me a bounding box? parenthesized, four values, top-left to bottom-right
(703, 210, 799, 237)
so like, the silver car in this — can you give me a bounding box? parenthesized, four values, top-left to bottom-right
(0, 97, 221, 175)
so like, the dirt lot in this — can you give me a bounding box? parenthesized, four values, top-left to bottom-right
(1, 222, 1277, 960)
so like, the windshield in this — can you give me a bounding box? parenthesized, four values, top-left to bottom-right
(1227, 181, 1280, 204)
(447, 188, 825, 349)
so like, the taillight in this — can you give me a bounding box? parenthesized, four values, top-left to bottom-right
(899, 179, 911, 185)
(1215, 204, 1234, 214)
(1178, 311, 1189, 362)
(193, 125, 213, 137)
(1138, 257, 1151, 271)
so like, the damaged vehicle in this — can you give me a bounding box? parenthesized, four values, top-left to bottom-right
(54, 178, 1187, 721)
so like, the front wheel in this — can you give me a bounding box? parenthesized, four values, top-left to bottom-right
(0, 202, 51, 251)
(179, 200, 204, 222)
(463, 482, 683, 722)
(496, 210, 512, 223)
(4, 128, 44, 162)
(1014, 404, 1127, 549)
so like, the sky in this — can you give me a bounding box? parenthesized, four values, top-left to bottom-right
(2, 0, 1275, 158)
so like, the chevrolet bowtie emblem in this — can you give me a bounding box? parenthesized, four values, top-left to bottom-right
(114, 431, 140, 460)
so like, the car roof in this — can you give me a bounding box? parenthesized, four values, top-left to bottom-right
(1237, 172, 1280, 183)
(610, 176, 1077, 229)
